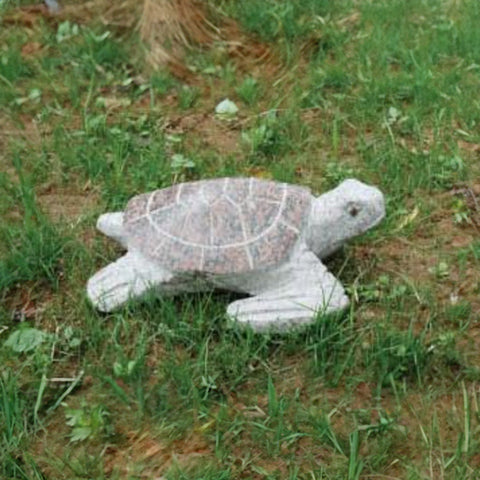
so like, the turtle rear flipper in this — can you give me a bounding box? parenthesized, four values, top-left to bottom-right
(87, 251, 173, 312)
(227, 250, 348, 333)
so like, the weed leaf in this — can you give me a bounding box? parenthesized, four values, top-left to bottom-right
(4, 328, 46, 353)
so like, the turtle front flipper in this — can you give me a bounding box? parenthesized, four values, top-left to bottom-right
(87, 251, 173, 312)
(226, 250, 349, 333)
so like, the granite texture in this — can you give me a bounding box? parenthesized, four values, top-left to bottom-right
(123, 177, 312, 274)
(87, 177, 386, 332)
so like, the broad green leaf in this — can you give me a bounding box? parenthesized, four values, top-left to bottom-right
(4, 327, 46, 353)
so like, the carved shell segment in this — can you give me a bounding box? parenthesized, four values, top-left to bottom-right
(123, 177, 312, 274)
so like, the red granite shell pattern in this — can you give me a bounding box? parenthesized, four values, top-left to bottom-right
(123, 177, 312, 274)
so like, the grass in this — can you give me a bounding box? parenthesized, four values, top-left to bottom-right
(1, 0, 480, 478)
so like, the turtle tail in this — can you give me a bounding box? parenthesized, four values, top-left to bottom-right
(96, 212, 128, 248)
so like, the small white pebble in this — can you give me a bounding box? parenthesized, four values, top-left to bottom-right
(215, 98, 239, 116)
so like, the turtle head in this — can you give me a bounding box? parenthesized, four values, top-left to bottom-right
(306, 179, 385, 258)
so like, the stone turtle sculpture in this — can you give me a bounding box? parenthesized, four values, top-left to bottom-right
(87, 177, 385, 332)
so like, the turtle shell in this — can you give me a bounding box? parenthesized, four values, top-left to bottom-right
(123, 177, 312, 274)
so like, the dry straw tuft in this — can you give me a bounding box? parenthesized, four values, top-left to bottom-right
(52, 0, 275, 77)
(140, 0, 219, 69)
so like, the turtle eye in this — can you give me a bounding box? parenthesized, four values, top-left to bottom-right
(347, 202, 361, 217)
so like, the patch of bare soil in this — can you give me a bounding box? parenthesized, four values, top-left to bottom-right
(376, 191, 478, 289)
(165, 112, 242, 155)
(1, 0, 141, 29)
(404, 389, 479, 456)
(1, 4, 54, 28)
(21, 41, 44, 58)
(457, 138, 480, 156)
(0, 114, 48, 154)
(37, 189, 98, 223)
(30, 386, 213, 479)
(102, 429, 212, 478)
(0, 114, 98, 223)
(357, 189, 480, 366)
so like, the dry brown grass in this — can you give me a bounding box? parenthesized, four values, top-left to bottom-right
(3, 0, 279, 81)
(1, 0, 141, 29)
(139, 0, 279, 79)
(140, 0, 218, 69)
